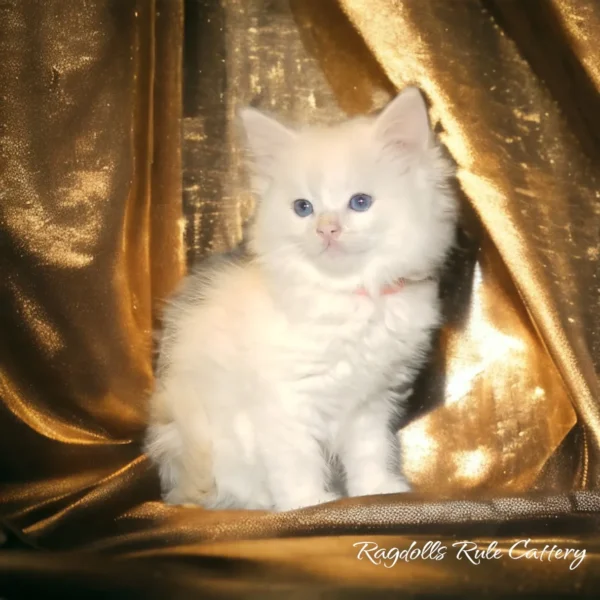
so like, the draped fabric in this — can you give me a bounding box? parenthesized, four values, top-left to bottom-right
(0, 0, 599, 595)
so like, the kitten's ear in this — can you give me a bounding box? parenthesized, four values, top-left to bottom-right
(373, 87, 431, 156)
(239, 107, 296, 192)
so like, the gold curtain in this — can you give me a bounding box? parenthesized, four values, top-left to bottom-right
(1, 0, 599, 594)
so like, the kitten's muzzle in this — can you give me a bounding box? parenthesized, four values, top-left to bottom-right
(316, 214, 341, 243)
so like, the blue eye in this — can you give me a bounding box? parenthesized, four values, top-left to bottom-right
(348, 193, 373, 212)
(293, 199, 314, 217)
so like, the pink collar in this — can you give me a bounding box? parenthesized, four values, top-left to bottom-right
(356, 278, 406, 297)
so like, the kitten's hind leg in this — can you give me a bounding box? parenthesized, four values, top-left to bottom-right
(144, 385, 216, 507)
(145, 420, 217, 507)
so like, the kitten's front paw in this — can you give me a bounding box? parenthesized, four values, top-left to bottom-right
(275, 492, 340, 512)
(358, 476, 411, 498)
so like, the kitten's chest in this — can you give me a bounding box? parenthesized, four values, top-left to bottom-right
(331, 300, 408, 374)
(288, 296, 412, 394)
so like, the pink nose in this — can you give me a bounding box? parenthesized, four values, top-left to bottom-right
(317, 223, 341, 240)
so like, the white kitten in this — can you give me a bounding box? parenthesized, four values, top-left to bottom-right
(144, 87, 458, 511)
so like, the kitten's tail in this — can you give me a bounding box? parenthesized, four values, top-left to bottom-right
(144, 387, 216, 506)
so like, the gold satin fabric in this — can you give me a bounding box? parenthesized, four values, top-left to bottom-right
(337, 0, 600, 487)
(0, 0, 599, 569)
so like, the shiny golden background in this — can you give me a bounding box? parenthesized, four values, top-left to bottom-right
(0, 0, 599, 574)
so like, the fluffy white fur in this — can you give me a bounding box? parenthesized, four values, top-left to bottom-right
(144, 88, 458, 511)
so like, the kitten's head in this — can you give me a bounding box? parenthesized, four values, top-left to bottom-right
(240, 88, 458, 290)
